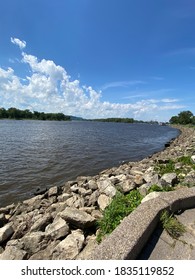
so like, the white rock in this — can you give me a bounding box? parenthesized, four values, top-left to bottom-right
(0, 223, 14, 244)
(141, 192, 161, 203)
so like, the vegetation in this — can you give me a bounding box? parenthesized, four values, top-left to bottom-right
(96, 190, 143, 242)
(148, 184, 173, 193)
(160, 210, 186, 239)
(169, 110, 195, 125)
(0, 107, 71, 121)
(155, 156, 195, 177)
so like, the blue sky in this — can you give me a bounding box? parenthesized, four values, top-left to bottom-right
(1, 0, 195, 121)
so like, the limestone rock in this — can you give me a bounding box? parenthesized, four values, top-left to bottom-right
(0, 245, 27, 260)
(121, 180, 136, 193)
(45, 217, 69, 240)
(60, 207, 96, 229)
(21, 231, 46, 254)
(97, 194, 112, 210)
(0, 223, 14, 244)
(141, 192, 161, 203)
(52, 229, 85, 260)
(97, 179, 116, 198)
(48, 186, 59, 197)
(30, 213, 52, 232)
(29, 240, 60, 260)
(160, 173, 178, 186)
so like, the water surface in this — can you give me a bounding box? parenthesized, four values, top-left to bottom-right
(0, 120, 179, 207)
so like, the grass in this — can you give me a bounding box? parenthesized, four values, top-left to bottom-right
(96, 190, 143, 243)
(148, 184, 173, 193)
(160, 210, 186, 239)
(155, 156, 195, 176)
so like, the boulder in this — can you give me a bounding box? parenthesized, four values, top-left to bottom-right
(97, 194, 112, 210)
(86, 190, 99, 207)
(48, 186, 59, 197)
(97, 179, 116, 198)
(30, 213, 53, 232)
(52, 229, 85, 260)
(21, 231, 46, 255)
(0, 223, 14, 244)
(29, 240, 60, 260)
(160, 173, 178, 186)
(76, 235, 98, 260)
(45, 217, 69, 240)
(141, 192, 161, 203)
(87, 180, 98, 191)
(0, 246, 27, 260)
(60, 207, 96, 229)
(121, 180, 136, 193)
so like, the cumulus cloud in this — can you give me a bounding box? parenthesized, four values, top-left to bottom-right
(11, 37, 26, 49)
(0, 38, 185, 121)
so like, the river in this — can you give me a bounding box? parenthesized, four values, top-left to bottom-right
(0, 120, 179, 207)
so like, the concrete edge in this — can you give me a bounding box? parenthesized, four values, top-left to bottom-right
(89, 187, 195, 260)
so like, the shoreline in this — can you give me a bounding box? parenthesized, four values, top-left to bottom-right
(0, 125, 195, 259)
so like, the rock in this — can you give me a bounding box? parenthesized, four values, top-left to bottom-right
(97, 179, 116, 198)
(0, 204, 15, 215)
(60, 207, 96, 229)
(52, 229, 85, 260)
(121, 180, 136, 193)
(191, 155, 195, 163)
(78, 187, 92, 196)
(134, 174, 145, 186)
(48, 186, 59, 197)
(86, 190, 99, 207)
(57, 193, 71, 202)
(0, 223, 14, 244)
(0, 246, 27, 260)
(21, 231, 46, 255)
(29, 240, 60, 260)
(141, 192, 161, 203)
(160, 173, 178, 186)
(76, 235, 98, 260)
(97, 194, 112, 210)
(138, 183, 151, 196)
(87, 180, 98, 191)
(45, 217, 69, 240)
(34, 187, 47, 196)
(23, 195, 45, 206)
(30, 213, 53, 232)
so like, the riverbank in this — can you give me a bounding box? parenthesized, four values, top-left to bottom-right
(0, 125, 195, 259)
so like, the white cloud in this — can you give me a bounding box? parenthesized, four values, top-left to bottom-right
(0, 38, 186, 122)
(11, 37, 26, 49)
(101, 80, 145, 90)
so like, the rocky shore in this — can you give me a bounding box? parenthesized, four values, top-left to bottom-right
(0, 125, 195, 260)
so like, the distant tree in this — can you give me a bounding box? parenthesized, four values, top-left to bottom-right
(169, 115, 179, 124)
(169, 110, 194, 125)
(177, 110, 193, 124)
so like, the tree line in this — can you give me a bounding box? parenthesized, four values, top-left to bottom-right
(0, 107, 71, 121)
(169, 111, 195, 125)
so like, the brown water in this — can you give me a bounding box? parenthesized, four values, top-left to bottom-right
(0, 120, 179, 207)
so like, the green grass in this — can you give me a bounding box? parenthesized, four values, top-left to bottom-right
(148, 184, 173, 193)
(96, 190, 143, 243)
(155, 156, 195, 176)
(160, 210, 186, 239)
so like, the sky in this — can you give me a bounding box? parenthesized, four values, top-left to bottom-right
(1, 0, 195, 121)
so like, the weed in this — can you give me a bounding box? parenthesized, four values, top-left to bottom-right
(148, 184, 173, 193)
(160, 210, 186, 239)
